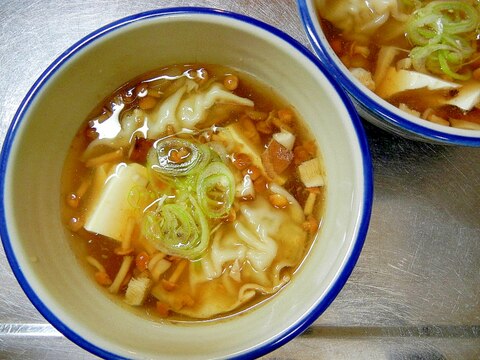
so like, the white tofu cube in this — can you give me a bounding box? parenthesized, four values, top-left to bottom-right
(84, 163, 149, 242)
(376, 67, 459, 98)
(446, 82, 480, 111)
(272, 129, 296, 151)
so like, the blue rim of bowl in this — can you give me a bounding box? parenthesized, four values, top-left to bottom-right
(0, 6, 373, 360)
(298, 0, 480, 147)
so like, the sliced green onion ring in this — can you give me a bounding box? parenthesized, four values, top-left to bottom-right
(147, 138, 211, 179)
(196, 162, 235, 219)
(143, 135, 236, 258)
(142, 195, 209, 259)
(406, 1, 479, 80)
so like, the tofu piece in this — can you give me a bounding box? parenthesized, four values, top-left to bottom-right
(125, 277, 152, 306)
(298, 158, 324, 188)
(446, 82, 480, 110)
(84, 163, 149, 241)
(225, 123, 264, 172)
(376, 67, 460, 98)
(272, 129, 296, 151)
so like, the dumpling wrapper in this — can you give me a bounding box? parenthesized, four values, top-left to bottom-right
(153, 194, 307, 319)
(83, 79, 253, 156)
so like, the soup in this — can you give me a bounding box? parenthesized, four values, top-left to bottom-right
(61, 64, 325, 321)
(317, 0, 480, 130)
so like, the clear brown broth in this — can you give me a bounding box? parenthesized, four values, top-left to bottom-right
(61, 64, 325, 322)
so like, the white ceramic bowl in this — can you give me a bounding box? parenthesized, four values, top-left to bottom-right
(0, 7, 372, 359)
(298, 0, 480, 147)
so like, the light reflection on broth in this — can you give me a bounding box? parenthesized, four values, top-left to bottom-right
(61, 64, 325, 322)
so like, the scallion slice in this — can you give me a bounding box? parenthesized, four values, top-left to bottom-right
(142, 195, 209, 259)
(406, 1, 479, 80)
(196, 162, 235, 219)
(147, 138, 211, 179)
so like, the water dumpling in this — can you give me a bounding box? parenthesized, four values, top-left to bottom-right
(165, 195, 307, 319)
(316, 0, 409, 41)
(84, 78, 254, 156)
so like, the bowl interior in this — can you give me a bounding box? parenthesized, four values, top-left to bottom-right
(298, 0, 480, 146)
(1, 9, 370, 359)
